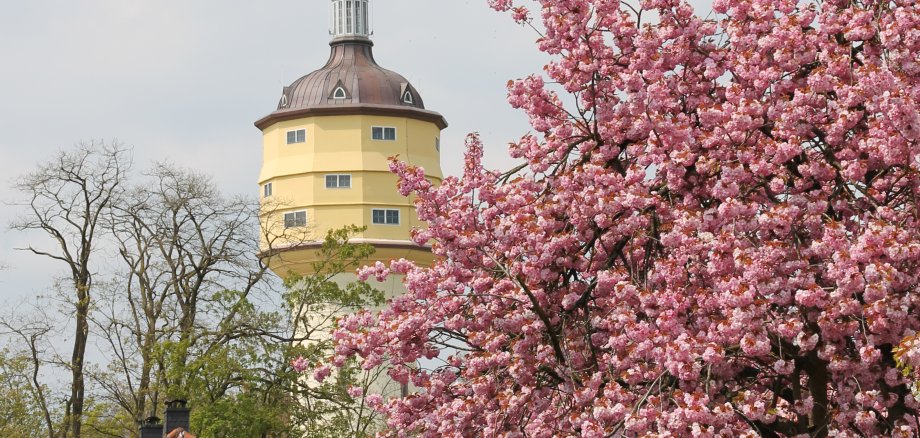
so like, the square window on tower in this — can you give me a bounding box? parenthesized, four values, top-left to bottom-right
(287, 129, 306, 144)
(283, 211, 307, 228)
(372, 126, 396, 141)
(372, 208, 400, 225)
(325, 174, 351, 189)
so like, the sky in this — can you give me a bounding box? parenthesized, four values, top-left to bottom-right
(0, 0, 713, 306)
(0, 0, 547, 304)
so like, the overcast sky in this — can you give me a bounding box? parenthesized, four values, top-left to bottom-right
(0, 0, 712, 305)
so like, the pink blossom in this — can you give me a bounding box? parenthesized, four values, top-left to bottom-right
(312, 365, 331, 382)
(291, 356, 309, 373)
(327, 0, 920, 435)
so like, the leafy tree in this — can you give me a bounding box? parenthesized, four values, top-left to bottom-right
(284, 226, 388, 438)
(120, 224, 389, 437)
(0, 312, 59, 438)
(80, 398, 135, 438)
(0, 348, 48, 437)
(190, 392, 285, 438)
(332, 0, 920, 436)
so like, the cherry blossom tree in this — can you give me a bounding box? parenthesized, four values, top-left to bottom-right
(331, 0, 920, 436)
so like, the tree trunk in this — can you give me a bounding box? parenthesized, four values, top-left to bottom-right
(805, 350, 829, 438)
(70, 282, 90, 438)
(135, 324, 158, 426)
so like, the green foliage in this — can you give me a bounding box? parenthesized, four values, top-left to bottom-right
(191, 392, 286, 438)
(894, 335, 920, 397)
(152, 296, 289, 436)
(283, 225, 384, 321)
(81, 399, 135, 438)
(143, 226, 385, 437)
(287, 356, 381, 438)
(0, 348, 47, 437)
(281, 226, 388, 436)
(156, 286, 286, 402)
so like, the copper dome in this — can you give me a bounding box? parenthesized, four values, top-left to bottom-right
(255, 37, 447, 130)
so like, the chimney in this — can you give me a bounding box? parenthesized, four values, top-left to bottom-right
(139, 416, 163, 438)
(163, 399, 191, 434)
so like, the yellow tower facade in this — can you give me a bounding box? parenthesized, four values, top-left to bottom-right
(256, 0, 446, 278)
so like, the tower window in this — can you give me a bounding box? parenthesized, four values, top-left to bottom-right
(286, 129, 306, 144)
(371, 126, 396, 141)
(325, 174, 352, 189)
(346, 0, 353, 33)
(435, 137, 440, 152)
(402, 90, 413, 104)
(263, 183, 273, 198)
(372, 208, 400, 225)
(337, 1, 344, 35)
(333, 87, 347, 99)
(284, 211, 307, 228)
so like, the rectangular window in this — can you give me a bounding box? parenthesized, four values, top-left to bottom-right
(283, 211, 307, 228)
(435, 137, 440, 152)
(372, 208, 400, 225)
(371, 126, 396, 141)
(346, 0, 353, 33)
(361, 2, 368, 35)
(263, 183, 272, 198)
(325, 174, 351, 188)
(287, 129, 306, 144)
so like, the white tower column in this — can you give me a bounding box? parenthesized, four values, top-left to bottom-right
(331, 0, 370, 38)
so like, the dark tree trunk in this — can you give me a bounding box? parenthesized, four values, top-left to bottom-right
(70, 286, 89, 438)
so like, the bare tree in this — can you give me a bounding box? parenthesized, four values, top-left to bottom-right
(10, 141, 130, 438)
(7, 145, 384, 436)
(90, 162, 280, 431)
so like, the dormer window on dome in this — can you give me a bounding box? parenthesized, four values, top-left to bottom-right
(329, 79, 350, 100)
(399, 83, 416, 106)
(331, 0, 370, 38)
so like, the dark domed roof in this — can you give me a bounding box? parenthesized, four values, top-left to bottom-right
(255, 37, 447, 130)
(280, 37, 424, 110)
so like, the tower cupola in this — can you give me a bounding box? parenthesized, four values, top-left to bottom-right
(255, 0, 446, 132)
(256, 0, 445, 277)
(331, 0, 370, 40)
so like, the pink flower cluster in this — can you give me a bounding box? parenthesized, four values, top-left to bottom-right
(291, 356, 310, 373)
(331, 0, 920, 436)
